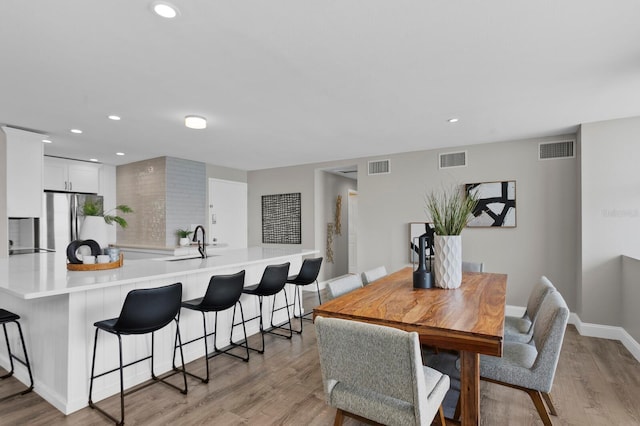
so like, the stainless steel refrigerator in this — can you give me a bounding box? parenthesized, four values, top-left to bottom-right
(40, 192, 103, 252)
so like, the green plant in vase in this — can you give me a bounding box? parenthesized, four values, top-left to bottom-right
(424, 186, 478, 289)
(82, 199, 133, 229)
(81, 199, 133, 248)
(176, 228, 193, 247)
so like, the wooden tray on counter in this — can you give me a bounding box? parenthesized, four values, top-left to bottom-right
(67, 253, 124, 271)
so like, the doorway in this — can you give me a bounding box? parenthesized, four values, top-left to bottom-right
(208, 178, 247, 249)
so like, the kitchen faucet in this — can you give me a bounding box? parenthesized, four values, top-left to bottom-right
(192, 225, 207, 259)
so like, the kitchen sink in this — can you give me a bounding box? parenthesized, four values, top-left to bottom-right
(162, 255, 218, 262)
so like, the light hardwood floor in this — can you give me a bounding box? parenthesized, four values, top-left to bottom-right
(1, 293, 639, 425)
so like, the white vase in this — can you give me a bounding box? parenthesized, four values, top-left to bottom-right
(179, 237, 191, 247)
(79, 216, 108, 249)
(434, 235, 462, 289)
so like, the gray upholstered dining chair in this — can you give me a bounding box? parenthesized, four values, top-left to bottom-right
(327, 274, 364, 299)
(479, 291, 569, 426)
(361, 266, 387, 285)
(315, 316, 449, 426)
(462, 261, 484, 272)
(505, 276, 556, 343)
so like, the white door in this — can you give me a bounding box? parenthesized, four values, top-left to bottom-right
(208, 178, 248, 249)
(348, 189, 358, 273)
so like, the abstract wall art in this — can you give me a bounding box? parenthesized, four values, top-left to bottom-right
(409, 222, 435, 263)
(262, 192, 302, 244)
(466, 181, 516, 227)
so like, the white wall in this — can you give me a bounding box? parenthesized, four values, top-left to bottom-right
(622, 256, 640, 343)
(248, 135, 578, 309)
(0, 129, 7, 257)
(579, 116, 640, 325)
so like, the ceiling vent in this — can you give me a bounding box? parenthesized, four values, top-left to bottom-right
(539, 140, 575, 160)
(439, 151, 467, 169)
(368, 159, 390, 175)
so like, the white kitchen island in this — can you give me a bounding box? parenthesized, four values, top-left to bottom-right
(0, 247, 317, 414)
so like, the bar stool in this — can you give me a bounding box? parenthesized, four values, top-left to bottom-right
(88, 283, 188, 426)
(0, 309, 34, 402)
(173, 270, 250, 383)
(286, 257, 323, 333)
(234, 262, 291, 354)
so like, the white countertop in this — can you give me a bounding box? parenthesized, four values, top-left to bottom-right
(0, 247, 318, 300)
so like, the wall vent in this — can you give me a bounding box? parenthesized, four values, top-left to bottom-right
(368, 159, 390, 175)
(539, 140, 575, 160)
(439, 151, 467, 169)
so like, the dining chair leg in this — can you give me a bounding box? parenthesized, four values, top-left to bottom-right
(542, 392, 558, 416)
(333, 409, 345, 426)
(437, 405, 446, 426)
(527, 389, 553, 426)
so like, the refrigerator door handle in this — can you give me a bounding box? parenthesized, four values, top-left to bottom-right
(71, 193, 78, 241)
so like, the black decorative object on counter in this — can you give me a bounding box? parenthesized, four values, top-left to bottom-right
(413, 232, 434, 289)
(66, 239, 101, 264)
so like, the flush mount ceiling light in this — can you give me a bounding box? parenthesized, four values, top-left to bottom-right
(116, 152, 125, 156)
(185, 115, 207, 130)
(42, 139, 52, 144)
(108, 115, 121, 121)
(448, 118, 460, 123)
(70, 129, 83, 134)
(152, 2, 179, 18)
(89, 158, 98, 162)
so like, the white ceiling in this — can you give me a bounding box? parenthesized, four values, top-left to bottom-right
(2, 1, 640, 171)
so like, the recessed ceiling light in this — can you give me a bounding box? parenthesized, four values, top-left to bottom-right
(448, 118, 459, 123)
(42, 139, 52, 144)
(70, 129, 83, 134)
(108, 115, 121, 121)
(185, 115, 207, 130)
(116, 152, 125, 156)
(89, 158, 98, 162)
(152, 2, 179, 18)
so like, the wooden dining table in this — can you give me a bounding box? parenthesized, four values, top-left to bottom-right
(313, 267, 507, 426)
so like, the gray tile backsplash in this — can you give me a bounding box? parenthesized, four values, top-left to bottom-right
(116, 157, 205, 248)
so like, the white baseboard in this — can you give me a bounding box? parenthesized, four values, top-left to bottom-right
(507, 304, 640, 363)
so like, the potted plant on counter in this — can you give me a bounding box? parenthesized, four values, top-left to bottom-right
(425, 186, 477, 289)
(176, 228, 193, 247)
(80, 199, 133, 248)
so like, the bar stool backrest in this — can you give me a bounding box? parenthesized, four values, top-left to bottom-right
(201, 270, 246, 311)
(253, 262, 290, 296)
(290, 257, 323, 284)
(114, 282, 182, 334)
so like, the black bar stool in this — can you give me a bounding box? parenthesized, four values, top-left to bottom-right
(0, 309, 34, 402)
(234, 262, 291, 354)
(88, 283, 188, 426)
(286, 257, 323, 333)
(172, 270, 250, 383)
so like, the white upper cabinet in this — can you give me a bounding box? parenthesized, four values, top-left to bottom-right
(4, 127, 44, 218)
(44, 156, 101, 194)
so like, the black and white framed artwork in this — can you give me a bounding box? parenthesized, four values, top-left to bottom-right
(409, 222, 435, 263)
(466, 181, 516, 227)
(262, 193, 302, 244)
